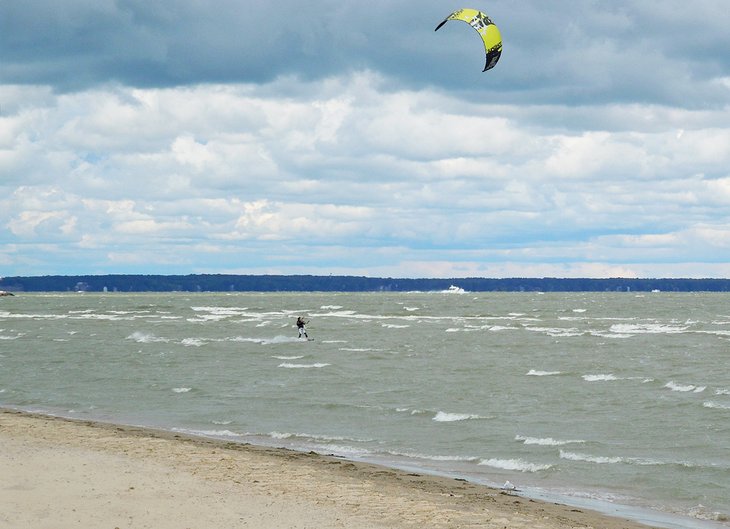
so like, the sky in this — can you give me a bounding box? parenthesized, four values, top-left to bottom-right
(1, 0, 730, 279)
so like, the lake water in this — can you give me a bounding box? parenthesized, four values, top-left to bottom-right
(1, 291, 729, 528)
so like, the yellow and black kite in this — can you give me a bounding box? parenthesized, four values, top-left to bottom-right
(435, 8, 502, 72)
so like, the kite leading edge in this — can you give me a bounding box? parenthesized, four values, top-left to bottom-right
(435, 8, 502, 72)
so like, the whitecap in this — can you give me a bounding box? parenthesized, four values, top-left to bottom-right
(320, 305, 343, 310)
(665, 381, 705, 393)
(181, 338, 205, 347)
(609, 323, 688, 335)
(479, 458, 552, 472)
(515, 435, 585, 446)
(172, 387, 192, 393)
(272, 355, 304, 360)
(715, 388, 730, 396)
(560, 450, 622, 464)
(526, 326, 582, 337)
(489, 325, 519, 332)
(172, 427, 241, 438)
(582, 374, 619, 382)
(703, 401, 730, 410)
(231, 335, 301, 345)
(382, 323, 410, 329)
(433, 411, 487, 422)
(388, 450, 478, 463)
(526, 370, 562, 376)
(278, 362, 330, 369)
(127, 331, 169, 343)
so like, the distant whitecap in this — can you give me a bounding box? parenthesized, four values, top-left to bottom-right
(433, 411, 487, 422)
(582, 374, 619, 382)
(526, 369, 562, 376)
(278, 362, 330, 369)
(127, 331, 169, 343)
(665, 381, 705, 393)
(703, 401, 730, 410)
(515, 435, 585, 446)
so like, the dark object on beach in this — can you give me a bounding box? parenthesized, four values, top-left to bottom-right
(0, 291, 15, 297)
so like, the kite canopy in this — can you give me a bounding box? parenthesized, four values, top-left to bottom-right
(435, 8, 502, 72)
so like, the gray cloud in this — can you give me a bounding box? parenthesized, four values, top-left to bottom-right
(2, 1, 728, 107)
(1, 1, 729, 277)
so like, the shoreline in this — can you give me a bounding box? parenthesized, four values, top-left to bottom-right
(0, 408, 673, 529)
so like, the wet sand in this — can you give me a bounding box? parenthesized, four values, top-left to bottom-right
(1, 409, 661, 529)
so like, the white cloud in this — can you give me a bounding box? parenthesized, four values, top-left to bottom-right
(2, 2, 730, 278)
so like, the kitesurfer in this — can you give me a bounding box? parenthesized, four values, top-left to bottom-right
(296, 316, 309, 339)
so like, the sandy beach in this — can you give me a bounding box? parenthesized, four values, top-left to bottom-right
(0, 409, 664, 529)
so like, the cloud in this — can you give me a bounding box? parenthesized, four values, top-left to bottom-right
(1, 2, 730, 277)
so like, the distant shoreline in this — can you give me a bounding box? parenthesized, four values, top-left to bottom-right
(3, 273, 730, 293)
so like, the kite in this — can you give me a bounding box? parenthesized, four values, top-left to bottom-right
(435, 8, 502, 72)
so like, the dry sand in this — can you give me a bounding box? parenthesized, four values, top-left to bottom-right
(1, 409, 661, 529)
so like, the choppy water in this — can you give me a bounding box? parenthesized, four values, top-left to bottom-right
(1, 291, 729, 528)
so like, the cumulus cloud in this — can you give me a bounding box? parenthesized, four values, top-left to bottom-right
(1, 1, 729, 277)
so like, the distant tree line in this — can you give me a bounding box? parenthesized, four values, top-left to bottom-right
(2, 274, 730, 292)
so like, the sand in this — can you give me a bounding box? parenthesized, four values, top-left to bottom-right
(0, 409, 661, 529)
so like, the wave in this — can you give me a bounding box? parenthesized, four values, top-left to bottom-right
(181, 338, 205, 347)
(560, 451, 666, 466)
(609, 323, 688, 335)
(171, 387, 192, 393)
(278, 362, 330, 369)
(714, 388, 730, 396)
(272, 355, 304, 360)
(526, 326, 583, 337)
(231, 335, 302, 345)
(172, 427, 244, 438)
(479, 458, 553, 472)
(703, 401, 730, 410)
(269, 431, 374, 443)
(387, 450, 478, 463)
(582, 374, 618, 382)
(515, 435, 585, 446)
(526, 370, 562, 376)
(433, 411, 489, 422)
(126, 331, 169, 343)
(665, 381, 706, 393)
(560, 450, 623, 464)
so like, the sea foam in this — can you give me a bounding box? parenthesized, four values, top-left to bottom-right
(479, 458, 552, 472)
(703, 401, 730, 410)
(582, 374, 619, 382)
(515, 435, 585, 446)
(127, 331, 169, 343)
(278, 362, 330, 369)
(433, 411, 488, 422)
(665, 381, 706, 393)
(526, 369, 562, 376)
(560, 450, 623, 464)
